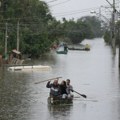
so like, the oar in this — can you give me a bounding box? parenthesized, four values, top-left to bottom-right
(73, 90, 87, 98)
(34, 76, 62, 84)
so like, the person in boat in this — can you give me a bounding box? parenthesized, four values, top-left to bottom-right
(85, 44, 90, 50)
(66, 79, 74, 98)
(46, 79, 60, 98)
(59, 80, 68, 99)
(63, 43, 68, 52)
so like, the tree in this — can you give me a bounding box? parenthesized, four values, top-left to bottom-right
(61, 18, 93, 44)
(80, 16, 103, 37)
(0, 0, 54, 57)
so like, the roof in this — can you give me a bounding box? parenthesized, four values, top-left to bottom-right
(12, 49, 21, 54)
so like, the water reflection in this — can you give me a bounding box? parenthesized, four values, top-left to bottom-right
(110, 98, 120, 120)
(0, 69, 31, 120)
(25, 52, 58, 66)
(0, 67, 5, 80)
(48, 104, 73, 120)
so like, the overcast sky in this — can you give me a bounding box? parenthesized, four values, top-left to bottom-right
(42, 0, 119, 20)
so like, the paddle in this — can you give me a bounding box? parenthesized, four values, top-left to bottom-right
(72, 90, 87, 98)
(34, 76, 62, 84)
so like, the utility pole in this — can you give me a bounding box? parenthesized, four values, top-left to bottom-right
(119, 27, 120, 68)
(99, 6, 102, 20)
(106, 0, 116, 54)
(112, 0, 116, 54)
(16, 20, 20, 51)
(5, 22, 8, 55)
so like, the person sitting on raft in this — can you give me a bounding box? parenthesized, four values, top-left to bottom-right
(46, 79, 60, 98)
(66, 79, 74, 98)
(59, 80, 68, 99)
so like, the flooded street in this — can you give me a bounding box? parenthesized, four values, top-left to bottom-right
(0, 38, 120, 120)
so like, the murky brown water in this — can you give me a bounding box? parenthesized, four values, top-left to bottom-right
(0, 38, 120, 120)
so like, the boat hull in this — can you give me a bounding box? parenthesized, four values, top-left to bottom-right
(68, 47, 90, 51)
(56, 51, 68, 54)
(47, 96, 73, 105)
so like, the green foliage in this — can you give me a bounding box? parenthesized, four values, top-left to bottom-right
(21, 32, 51, 57)
(104, 20, 120, 46)
(104, 30, 111, 45)
(80, 16, 103, 37)
(58, 17, 98, 44)
(0, 0, 53, 57)
(65, 20, 86, 44)
(0, 0, 103, 57)
(115, 20, 120, 46)
(0, 31, 4, 54)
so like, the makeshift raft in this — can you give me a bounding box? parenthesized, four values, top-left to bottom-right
(47, 96, 73, 105)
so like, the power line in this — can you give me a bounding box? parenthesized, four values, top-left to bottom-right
(52, 7, 100, 17)
(49, 0, 71, 7)
(53, 7, 99, 15)
(0, 7, 100, 21)
(45, 0, 58, 3)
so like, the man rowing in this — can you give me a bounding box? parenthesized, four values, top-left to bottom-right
(46, 79, 60, 97)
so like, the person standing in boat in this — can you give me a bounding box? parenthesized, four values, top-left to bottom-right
(46, 79, 60, 97)
(59, 80, 68, 99)
(64, 43, 68, 52)
(66, 79, 74, 98)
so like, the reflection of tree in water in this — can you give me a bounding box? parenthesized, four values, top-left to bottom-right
(48, 104, 73, 119)
(27, 53, 58, 65)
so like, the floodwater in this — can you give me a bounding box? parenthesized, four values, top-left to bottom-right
(0, 38, 120, 120)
